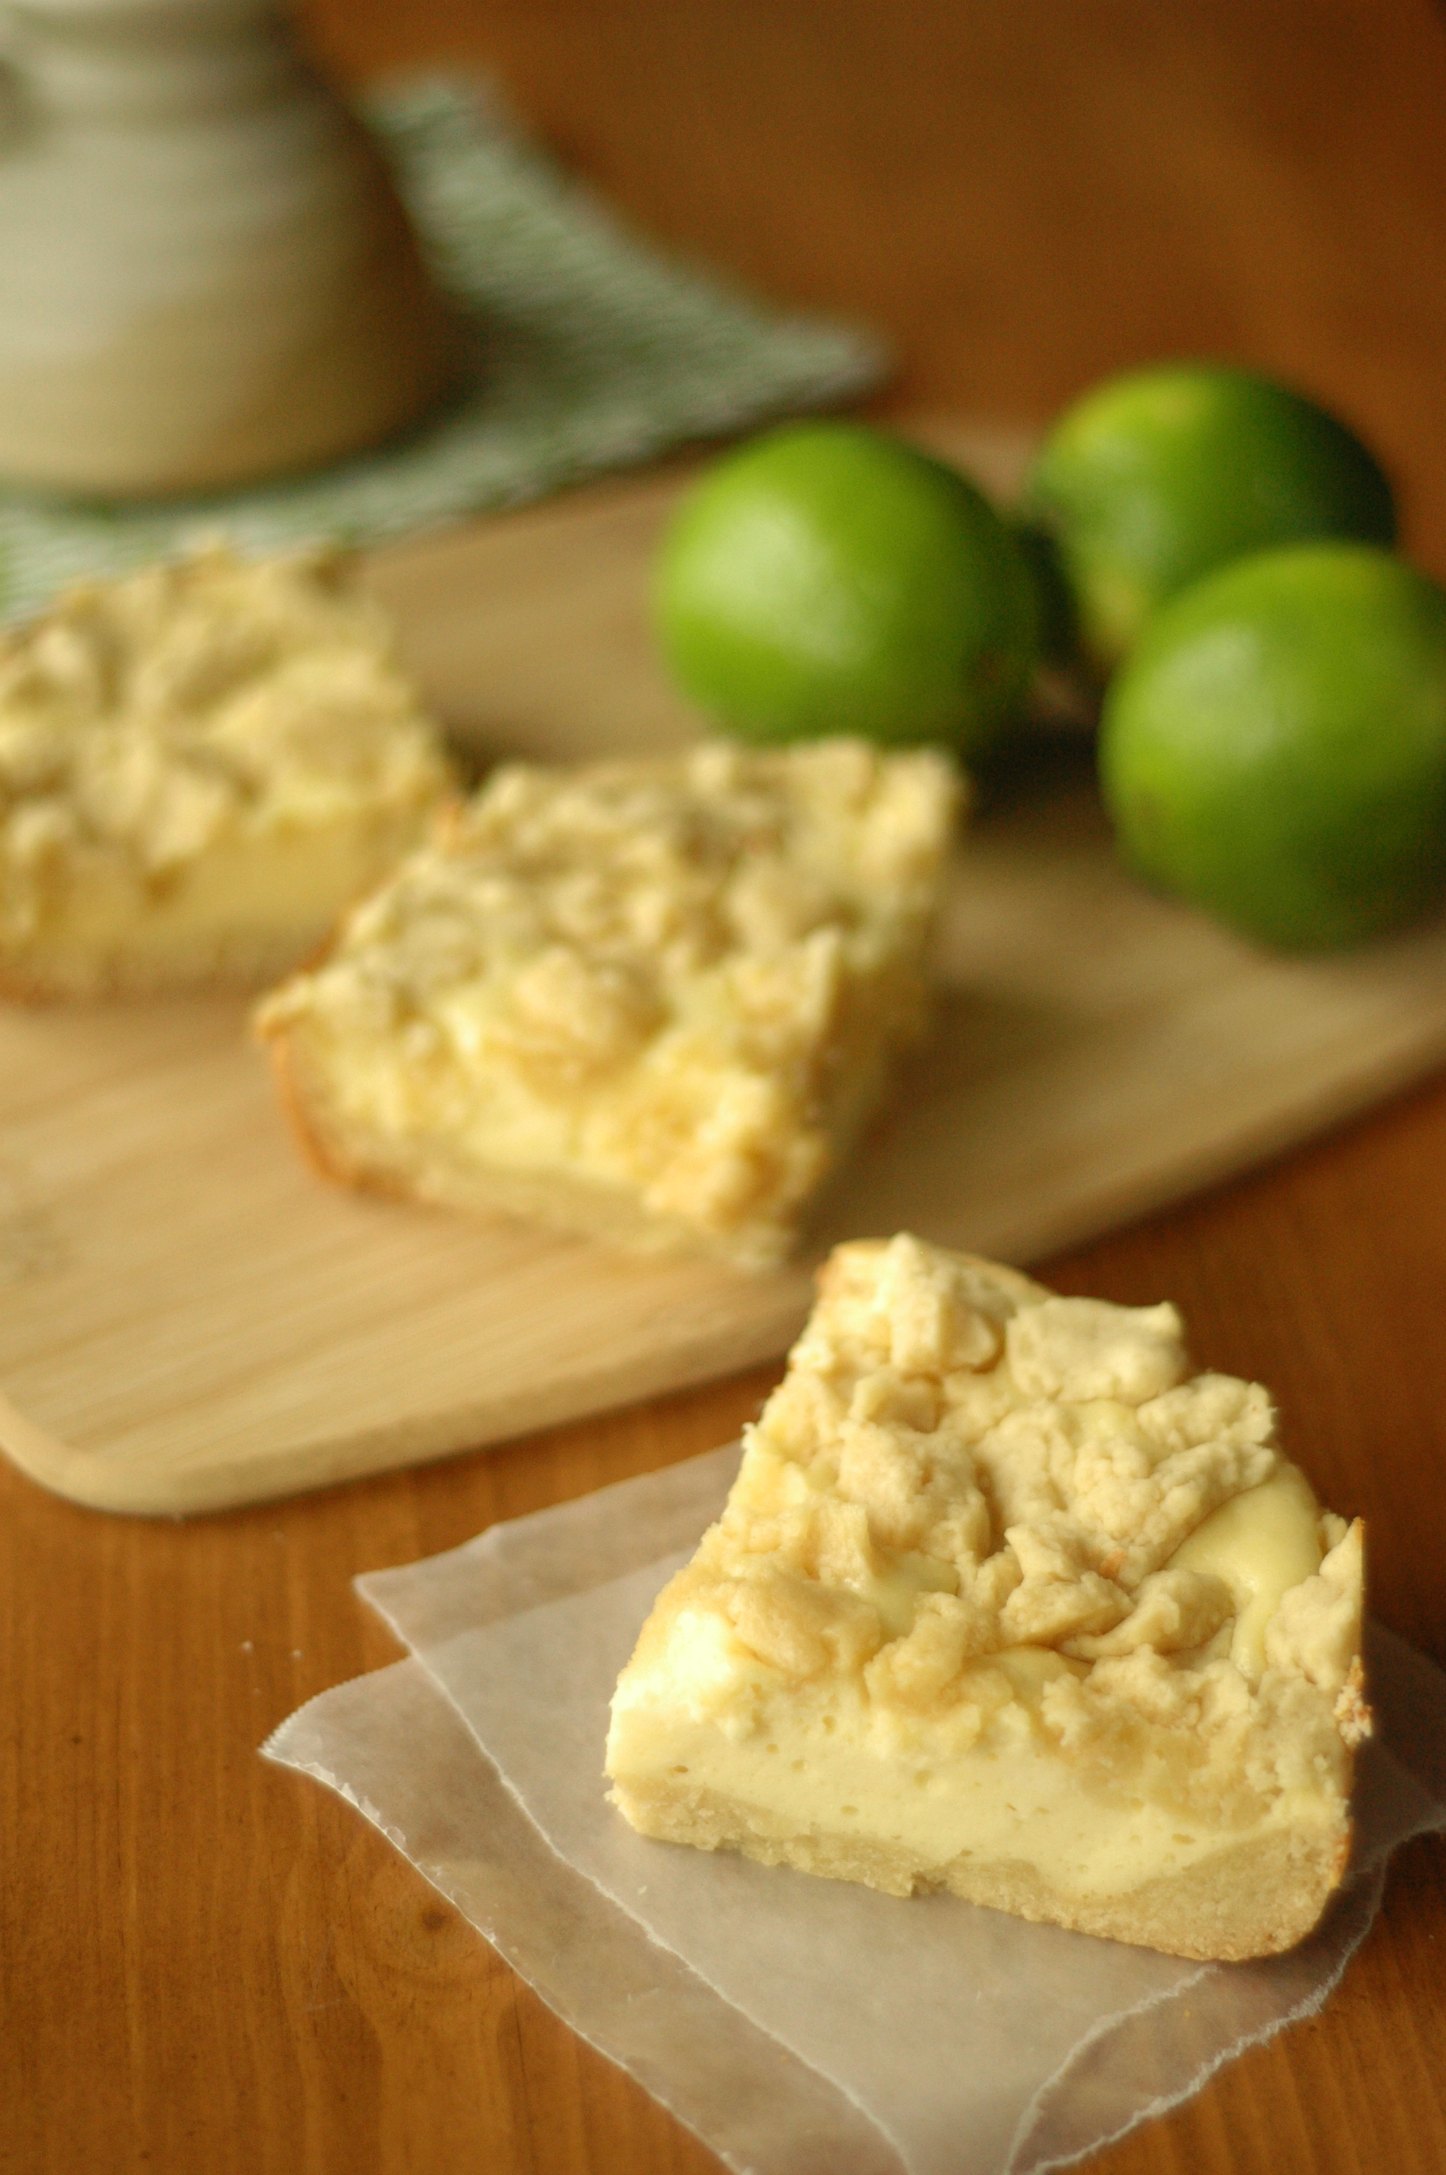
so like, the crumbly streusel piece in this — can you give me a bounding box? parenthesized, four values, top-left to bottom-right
(0, 546, 455, 997)
(606, 1234, 1369, 1958)
(256, 740, 960, 1268)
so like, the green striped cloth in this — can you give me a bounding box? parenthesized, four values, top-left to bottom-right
(0, 76, 887, 622)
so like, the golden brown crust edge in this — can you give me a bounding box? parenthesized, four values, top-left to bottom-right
(611, 1772, 1354, 1963)
(259, 1014, 410, 1205)
(0, 934, 318, 1004)
(257, 1013, 803, 1264)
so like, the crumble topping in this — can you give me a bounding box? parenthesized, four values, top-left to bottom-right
(658, 1235, 1368, 1805)
(266, 739, 957, 1042)
(0, 546, 452, 922)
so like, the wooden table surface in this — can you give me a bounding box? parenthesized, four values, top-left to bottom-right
(7, 4, 1446, 2170)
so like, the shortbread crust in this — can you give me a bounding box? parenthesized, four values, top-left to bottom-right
(606, 1235, 1369, 1958)
(0, 547, 455, 996)
(257, 741, 959, 1267)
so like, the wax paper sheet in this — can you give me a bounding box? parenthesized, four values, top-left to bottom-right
(266, 1451, 1446, 2175)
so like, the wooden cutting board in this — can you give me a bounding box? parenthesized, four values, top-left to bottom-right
(5, 422, 1446, 1517)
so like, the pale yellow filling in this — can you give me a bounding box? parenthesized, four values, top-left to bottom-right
(609, 1641, 1332, 1901)
(1168, 1463, 1324, 1678)
(293, 955, 904, 1247)
(12, 818, 419, 967)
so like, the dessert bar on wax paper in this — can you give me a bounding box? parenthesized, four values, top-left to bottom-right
(608, 1233, 1369, 1959)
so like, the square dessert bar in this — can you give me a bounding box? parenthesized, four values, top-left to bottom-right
(257, 739, 960, 1267)
(0, 546, 455, 997)
(607, 1234, 1369, 1959)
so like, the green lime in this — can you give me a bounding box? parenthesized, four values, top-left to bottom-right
(655, 420, 1040, 757)
(1100, 542, 1446, 948)
(1025, 363, 1397, 671)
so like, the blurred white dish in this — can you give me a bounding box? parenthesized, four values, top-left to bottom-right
(0, 0, 452, 497)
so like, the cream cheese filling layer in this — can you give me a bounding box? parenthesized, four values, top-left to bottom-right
(607, 1605, 1337, 1902)
(4, 816, 420, 966)
(302, 947, 924, 1242)
(1169, 1462, 1324, 1676)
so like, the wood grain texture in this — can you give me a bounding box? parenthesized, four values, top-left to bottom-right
(6, 425, 1446, 1515)
(7, 2, 1446, 2171)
